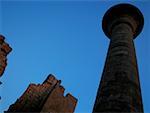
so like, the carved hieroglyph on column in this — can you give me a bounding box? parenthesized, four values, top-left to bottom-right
(93, 4, 144, 112)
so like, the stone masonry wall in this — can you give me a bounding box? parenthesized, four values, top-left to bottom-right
(41, 83, 77, 113)
(0, 35, 12, 77)
(6, 74, 77, 113)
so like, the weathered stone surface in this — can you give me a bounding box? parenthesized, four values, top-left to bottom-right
(93, 4, 144, 113)
(6, 74, 77, 113)
(0, 35, 12, 77)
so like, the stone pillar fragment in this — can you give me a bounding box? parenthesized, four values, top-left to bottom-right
(0, 35, 12, 77)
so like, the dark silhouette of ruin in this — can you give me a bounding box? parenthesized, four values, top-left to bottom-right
(93, 3, 144, 113)
(6, 74, 77, 113)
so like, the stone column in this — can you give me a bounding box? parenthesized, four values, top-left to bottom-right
(93, 4, 144, 112)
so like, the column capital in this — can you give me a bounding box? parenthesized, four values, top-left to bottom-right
(102, 3, 144, 39)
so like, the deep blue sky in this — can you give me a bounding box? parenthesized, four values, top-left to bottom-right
(0, 0, 150, 113)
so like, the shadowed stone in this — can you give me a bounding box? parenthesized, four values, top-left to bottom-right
(93, 3, 144, 113)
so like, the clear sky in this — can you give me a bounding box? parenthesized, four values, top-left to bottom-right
(0, 0, 150, 113)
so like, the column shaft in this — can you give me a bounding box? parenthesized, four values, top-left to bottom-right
(93, 23, 143, 112)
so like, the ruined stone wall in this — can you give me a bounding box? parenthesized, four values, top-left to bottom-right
(7, 75, 58, 112)
(0, 34, 12, 105)
(41, 83, 77, 113)
(6, 74, 77, 113)
(0, 35, 12, 77)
